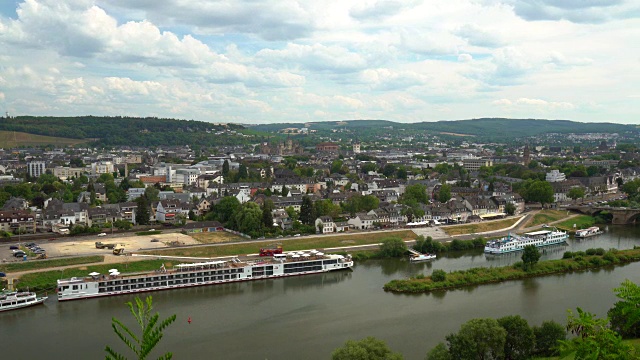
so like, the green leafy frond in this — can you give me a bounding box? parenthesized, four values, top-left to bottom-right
(104, 345, 128, 360)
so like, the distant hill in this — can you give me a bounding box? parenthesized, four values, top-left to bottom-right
(253, 118, 635, 141)
(0, 116, 634, 147)
(0, 116, 246, 147)
(0, 130, 89, 148)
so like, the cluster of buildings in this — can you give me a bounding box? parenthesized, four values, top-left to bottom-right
(0, 129, 637, 237)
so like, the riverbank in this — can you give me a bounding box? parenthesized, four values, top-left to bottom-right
(383, 247, 640, 293)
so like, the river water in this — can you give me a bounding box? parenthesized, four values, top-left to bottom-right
(2, 225, 639, 360)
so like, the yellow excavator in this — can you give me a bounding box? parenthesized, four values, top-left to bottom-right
(113, 244, 125, 255)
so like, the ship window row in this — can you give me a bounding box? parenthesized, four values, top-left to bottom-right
(284, 265, 322, 274)
(99, 270, 244, 286)
(251, 271, 274, 276)
(323, 260, 338, 265)
(252, 266, 274, 271)
(284, 261, 322, 269)
(98, 274, 240, 292)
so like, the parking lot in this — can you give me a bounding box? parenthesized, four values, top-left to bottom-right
(1, 232, 199, 263)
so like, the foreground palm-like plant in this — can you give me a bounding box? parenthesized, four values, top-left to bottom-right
(105, 296, 177, 360)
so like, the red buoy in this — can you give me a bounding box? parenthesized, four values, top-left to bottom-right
(188, 316, 192, 324)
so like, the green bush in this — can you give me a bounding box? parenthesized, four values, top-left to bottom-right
(562, 251, 574, 259)
(595, 248, 606, 256)
(432, 269, 447, 282)
(603, 252, 617, 263)
(585, 248, 597, 256)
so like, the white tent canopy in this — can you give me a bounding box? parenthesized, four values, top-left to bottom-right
(89, 272, 100, 276)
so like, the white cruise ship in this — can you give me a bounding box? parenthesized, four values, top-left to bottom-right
(484, 228, 568, 254)
(57, 252, 353, 301)
(0, 291, 48, 312)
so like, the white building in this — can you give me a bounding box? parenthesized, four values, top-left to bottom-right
(546, 170, 566, 182)
(91, 161, 114, 175)
(28, 161, 46, 178)
(353, 142, 361, 154)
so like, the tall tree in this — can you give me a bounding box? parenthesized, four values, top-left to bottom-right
(559, 307, 633, 359)
(521, 245, 541, 271)
(438, 184, 452, 203)
(332, 337, 404, 360)
(532, 321, 565, 357)
(567, 187, 585, 202)
(144, 186, 160, 202)
(446, 318, 507, 360)
(222, 160, 230, 178)
(135, 196, 151, 225)
(497, 315, 535, 360)
(238, 164, 248, 180)
(234, 202, 263, 235)
(608, 279, 640, 338)
(262, 199, 274, 228)
(105, 296, 176, 360)
(403, 184, 428, 204)
(300, 195, 315, 225)
(212, 196, 241, 224)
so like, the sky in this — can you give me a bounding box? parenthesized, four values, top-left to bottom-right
(0, 0, 638, 124)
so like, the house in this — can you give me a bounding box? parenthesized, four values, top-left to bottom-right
(316, 142, 339, 152)
(0, 211, 36, 234)
(315, 216, 335, 234)
(347, 212, 378, 230)
(154, 199, 189, 223)
(182, 221, 224, 233)
(195, 198, 212, 216)
(87, 207, 120, 227)
(2, 197, 29, 211)
(335, 221, 350, 232)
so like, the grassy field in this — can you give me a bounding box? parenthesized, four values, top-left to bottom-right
(0, 255, 104, 273)
(0, 130, 88, 147)
(145, 230, 418, 258)
(14, 259, 169, 292)
(443, 217, 521, 236)
(191, 231, 243, 244)
(526, 210, 571, 227)
(555, 215, 596, 231)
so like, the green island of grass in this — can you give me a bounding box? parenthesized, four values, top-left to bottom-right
(383, 248, 640, 293)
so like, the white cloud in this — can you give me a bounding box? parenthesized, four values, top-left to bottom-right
(505, 0, 639, 23)
(455, 23, 505, 47)
(257, 43, 367, 73)
(0, 0, 638, 123)
(458, 54, 473, 62)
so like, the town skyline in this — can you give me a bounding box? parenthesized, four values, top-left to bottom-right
(0, 0, 638, 124)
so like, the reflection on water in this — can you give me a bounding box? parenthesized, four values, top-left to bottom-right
(1, 225, 639, 360)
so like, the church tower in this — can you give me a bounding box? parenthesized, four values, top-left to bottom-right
(523, 144, 530, 166)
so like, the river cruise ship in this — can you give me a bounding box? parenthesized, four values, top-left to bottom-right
(575, 226, 603, 239)
(484, 228, 568, 254)
(0, 291, 48, 312)
(57, 252, 353, 301)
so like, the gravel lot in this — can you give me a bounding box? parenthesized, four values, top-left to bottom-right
(0, 232, 199, 263)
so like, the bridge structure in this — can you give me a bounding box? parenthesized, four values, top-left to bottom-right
(566, 205, 640, 225)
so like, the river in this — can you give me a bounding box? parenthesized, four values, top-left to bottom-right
(2, 225, 639, 359)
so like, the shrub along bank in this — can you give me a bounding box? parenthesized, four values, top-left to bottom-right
(384, 247, 640, 293)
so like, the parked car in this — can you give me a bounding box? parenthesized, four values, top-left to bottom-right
(294, 234, 301, 237)
(25, 243, 36, 247)
(13, 251, 25, 257)
(33, 249, 46, 254)
(97, 233, 107, 237)
(150, 239, 159, 243)
(9, 245, 18, 250)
